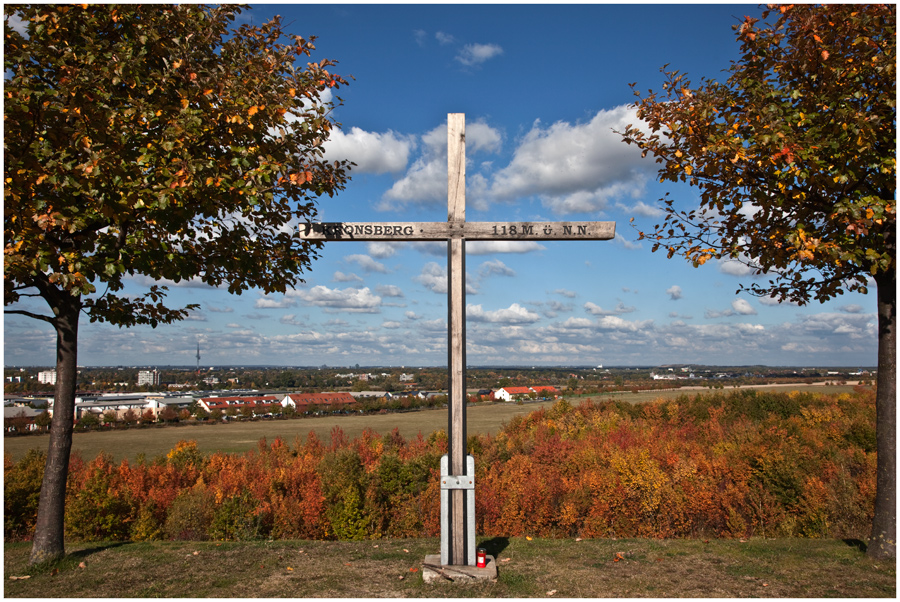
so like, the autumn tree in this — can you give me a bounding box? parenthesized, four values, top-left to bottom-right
(621, 4, 895, 558)
(4, 5, 350, 564)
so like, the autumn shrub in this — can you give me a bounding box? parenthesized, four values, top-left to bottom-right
(64, 453, 135, 541)
(164, 486, 214, 541)
(209, 489, 265, 541)
(4, 450, 46, 541)
(318, 447, 377, 539)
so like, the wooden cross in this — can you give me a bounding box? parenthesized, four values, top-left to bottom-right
(300, 114, 615, 566)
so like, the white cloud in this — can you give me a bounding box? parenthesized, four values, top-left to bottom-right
(382, 320, 403, 329)
(561, 317, 595, 329)
(621, 200, 664, 218)
(287, 285, 382, 313)
(415, 262, 448, 294)
(718, 259, 758, 277)
(380, 121, 502, 210)
(477, 259, 516, 278)
(666, 285, 683, 301)
(584, 301, 636, 316)
(595, 315, 653, 332)
(467, 240, 545, 255)
(732, 298, 757, 315)
(375, 284, 405, 298)
(465, 121, 504, 154)
(414, 262, 477, 294)
(705, 298, 758, 318)
(279, 314, 305, 326)
(323, 127, 413, 174)
(456, 43, 504, 66)
(255, 296, 297, 309)
(554, 289, 577, 298)
(613, 232, 643, 251)
(759, 294, 800, 307)
(841, 304, 865, 314)
(345, 254, 388, 273)
(435, 31, 455, 45)
(333, 271, 363, 283)
(367, 241, 405, 259)
(467, 303, 540, 324)
(489, 106, 650, 213)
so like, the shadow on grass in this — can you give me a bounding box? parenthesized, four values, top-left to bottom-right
(478, 536, 510, 558)
(843, 538, 868, 554)
(25, 542, 132, 575)
(68, 541, 131, 560)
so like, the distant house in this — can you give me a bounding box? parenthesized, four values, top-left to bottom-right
(530, 385, 559, 398)
(198, 395, 280, 414)
(348, 391, 387, 400)
(4, 406, 43, 432)
(492, 385, 559, 402)
(280, 392, 356, 412)
(492, 386, 532, 402)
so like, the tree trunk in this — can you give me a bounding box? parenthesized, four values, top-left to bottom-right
(868, 268, 896, 559)
(29, 293, 81, 565)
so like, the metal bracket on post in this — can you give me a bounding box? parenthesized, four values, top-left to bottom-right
(440, 454, 476, 566)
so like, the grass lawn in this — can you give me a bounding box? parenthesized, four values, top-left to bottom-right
(4, 536, 894, 598)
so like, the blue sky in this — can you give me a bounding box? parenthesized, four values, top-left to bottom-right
(4, 3, 878, 368)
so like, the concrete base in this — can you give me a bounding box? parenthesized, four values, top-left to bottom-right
(422, 554, 498, 583)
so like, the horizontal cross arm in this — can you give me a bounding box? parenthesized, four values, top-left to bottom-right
(299, 221, 615, 241)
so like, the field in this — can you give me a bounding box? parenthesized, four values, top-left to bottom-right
(2, 383, 858, 464)
(4, 536, 894, 598)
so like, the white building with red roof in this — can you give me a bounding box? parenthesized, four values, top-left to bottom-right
(280, 392, 357, 410)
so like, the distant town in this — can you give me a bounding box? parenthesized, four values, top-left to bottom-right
(4, 364, 874, 434)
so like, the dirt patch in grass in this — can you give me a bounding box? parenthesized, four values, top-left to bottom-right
(4, 537, 894, 598)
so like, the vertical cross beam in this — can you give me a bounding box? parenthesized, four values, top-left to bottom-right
(446, 113, 468, 566)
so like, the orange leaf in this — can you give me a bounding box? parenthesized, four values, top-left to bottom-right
(248, 106, 259, 117)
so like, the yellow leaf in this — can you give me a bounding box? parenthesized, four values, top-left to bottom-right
(248, 106, 259, 116)
(181, 98, 189, 109)
(684, 165, 693, 175)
